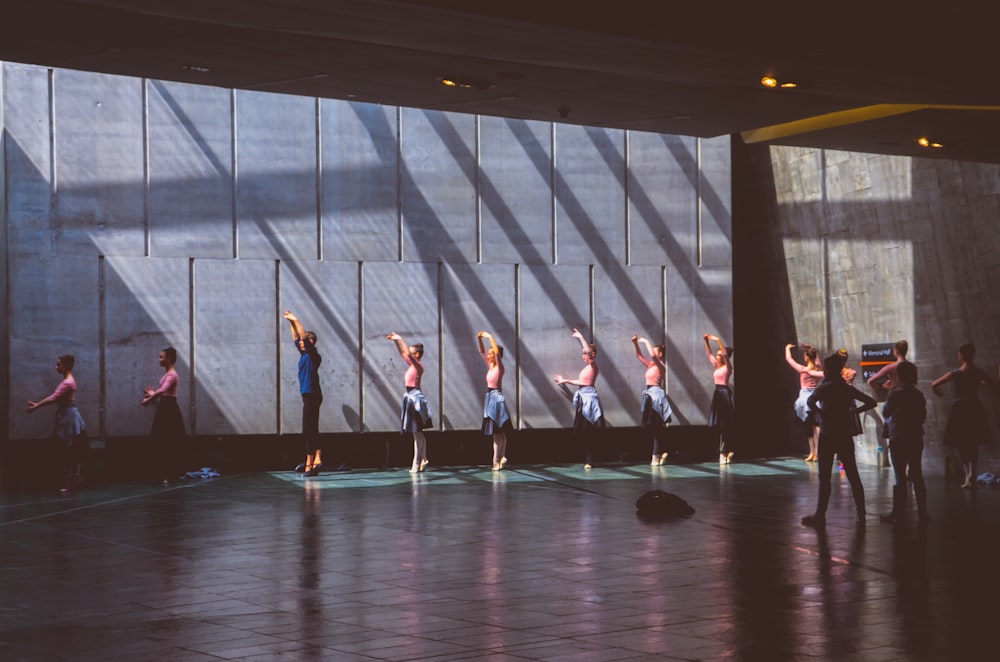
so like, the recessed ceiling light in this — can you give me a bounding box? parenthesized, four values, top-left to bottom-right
(779, 82, 798, 89)
(916, 136, 943, 148)
(761, 76, 777, 88)
(439, 77, 494, 90)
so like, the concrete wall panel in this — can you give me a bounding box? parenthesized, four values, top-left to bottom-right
(103, 257, 191, 437)
(555, 125, 625, 266)
(235, 91, 317, 259)
(361, 262, 440, 433)
(440, 263, 516, 431)
(193, 259, 277, 434)
(665, 266, 733, 425)
(53, 70, 145, 256)
(480, 117, 553, 265)
(400, 109, 476, 263)
(148, 80, 233, 258)
(519, 264, 591, 428)
(279, 260, 360, 434)
(628, 132, 697, 266)
(9, 256, 100, 438)
(594, 266, 665, 426)
(321, 100, 398, 262)
(700, 136, 733, 269)
(3, 63, 51, 256)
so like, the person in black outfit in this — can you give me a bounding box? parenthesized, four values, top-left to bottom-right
(801, 352, 877, 527)
(880, 361, 928, 523)
(284, 311, 324, 477)
(931, 342, 995, 489)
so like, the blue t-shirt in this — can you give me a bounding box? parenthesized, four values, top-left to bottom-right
(296, 340, 322, 395)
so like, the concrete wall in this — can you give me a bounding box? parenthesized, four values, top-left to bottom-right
(2, 62, 732, 441)
(735, 142, 1000, 471)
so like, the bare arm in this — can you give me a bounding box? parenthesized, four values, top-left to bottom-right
(633, 334, 652, 366)
(477, 331, 499, 361)
(866, 362, 893, 386)
(931, 370, 954, 396)
(572, 328, 590, 352)
(387, 332, 412, 361)
(284, 310, 306, 342)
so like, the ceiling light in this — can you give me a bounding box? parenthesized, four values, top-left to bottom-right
(779, 82, 798, 89)
(761, 76, 777, 88)
(439, 77, 493, 90)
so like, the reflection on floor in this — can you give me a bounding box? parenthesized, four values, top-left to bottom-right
(2, 459, 998, 660)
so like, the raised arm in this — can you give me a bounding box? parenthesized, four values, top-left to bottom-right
(387, 332, 412, 362)
(633, 334, 653, 367)
(571, 328, 590, 352)
(284, 310, 306, 342)
(477, 331, 499, 362)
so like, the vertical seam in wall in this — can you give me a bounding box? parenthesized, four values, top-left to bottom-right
(624, 130, 631, 266)
(48, 68, 56, 257)
(98, 256, 106, 439)
(475, 114, 482, 264)
(0, 63, 7, 439)
(396, 107, 403, 262)
(589, 264, 595, 340)
(275, 260, 282, 434)
(551, 122, 557, 265)
(230, 89, 238, 259)
(142, 79, 151, 257)
(696, 137, 703, 268)
(315, 97, 323, 260)
(189, 258, 196, 434)
(437, 261, 444, 430)
(358, 261, 365, 430)
(661, 265, 668, 393)
(514, 263, 521, 429)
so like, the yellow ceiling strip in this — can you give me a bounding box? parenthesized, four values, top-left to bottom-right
(741, 104, 1000, 144)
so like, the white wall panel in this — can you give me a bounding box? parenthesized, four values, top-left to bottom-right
(9, 256, 100, 438)
(103, 256, 191, 437)
(3, 63, 51, 256)
(321, 100, 398, 262)
(279, 260, 360, 434)
(628, 132, 697, 266)
(480, 117, 552, 265)
(361, 262, 439, 433)
(53, 70, 145, 257)
(555, 125, 625, 266)
(193, 259, 277, 434)
(235, 91, 317, 259)
(148, 80, 233, 258)
(440, 263, 516, 431)
(594, 266, 665, 427)
(518, 264, 591, 428)
(400, 108, 476, 263)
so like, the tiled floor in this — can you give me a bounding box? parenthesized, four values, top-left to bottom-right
(2, 458, 999, 661)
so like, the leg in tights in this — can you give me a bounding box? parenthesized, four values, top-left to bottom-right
(838, 441, 866, 517)
(492, 432, 507, 469)
(908, 445, 928, 517)
(814, 435, 836, 517)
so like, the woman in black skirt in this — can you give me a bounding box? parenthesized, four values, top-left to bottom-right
(704, 334, 735, 464)
(141, 347, 186, 485)
(931, 342, 995, 488)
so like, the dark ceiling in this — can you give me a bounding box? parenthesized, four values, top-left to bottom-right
(4, 1, 999, 163)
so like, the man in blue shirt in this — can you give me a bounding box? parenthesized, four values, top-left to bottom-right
(284, 311, 323, 476)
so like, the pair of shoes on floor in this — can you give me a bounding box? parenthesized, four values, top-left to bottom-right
(304, 466, 321, 477)
(801, 514, 826, 527)
(719, 453, 733, 465)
